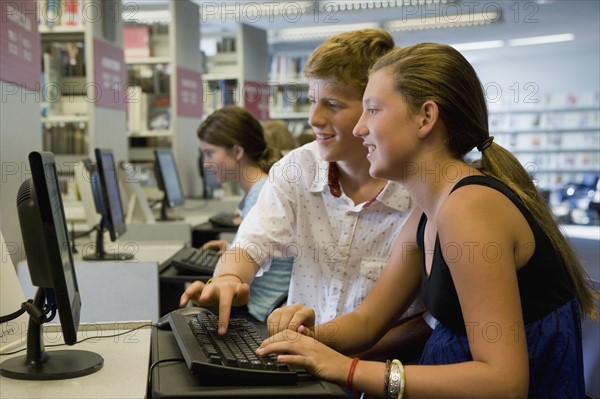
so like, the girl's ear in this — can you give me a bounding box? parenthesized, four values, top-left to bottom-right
(417, 100, 439, 139)
(232, 144, 245, 161)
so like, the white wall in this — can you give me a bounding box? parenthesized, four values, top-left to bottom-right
(0, 81, 43, 267)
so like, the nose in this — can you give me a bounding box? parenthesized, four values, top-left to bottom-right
(353, 112, 368, 138)
(308, 102, 325, 131)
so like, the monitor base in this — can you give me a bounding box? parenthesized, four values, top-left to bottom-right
(0, 350, 103, 380)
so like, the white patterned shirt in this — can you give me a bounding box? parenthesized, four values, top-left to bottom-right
(233, 141, 416, 324)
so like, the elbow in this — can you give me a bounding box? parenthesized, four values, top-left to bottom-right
(499, 373, 528, 398)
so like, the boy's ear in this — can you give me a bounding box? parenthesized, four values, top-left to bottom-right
(417, 100, 439, 139)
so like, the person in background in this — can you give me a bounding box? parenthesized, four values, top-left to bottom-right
(295, 130, 317, 147)
(258, 43, 597, 398)
(262, 119, 297, 155)
(197, 105, 292, 321)
(181, 28, 431, 361)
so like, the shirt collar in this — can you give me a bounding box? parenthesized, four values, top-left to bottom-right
(310, 162, 411, 212)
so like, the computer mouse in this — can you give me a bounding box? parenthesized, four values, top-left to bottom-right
(155, 307, 214, 330)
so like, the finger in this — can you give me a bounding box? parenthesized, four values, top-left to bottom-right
(267, 309, 283, 337)
(179, 281, 205, 308)
(216, 286, 234, 335)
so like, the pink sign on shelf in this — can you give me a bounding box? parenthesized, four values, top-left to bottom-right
(92, 38, 127, 111)
(243, 81, 270, 121)
(0, 0, 41, 91)
(177, 66, 203, 118)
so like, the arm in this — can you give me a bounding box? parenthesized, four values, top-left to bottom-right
(260, 188, 530, 398)
(181, 160, 300, 333)
(358, 186, 529, 398)
(179, 246, 259, 334)
(264, 209, 423, 354)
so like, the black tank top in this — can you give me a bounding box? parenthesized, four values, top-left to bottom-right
(419, 175, 575, 334)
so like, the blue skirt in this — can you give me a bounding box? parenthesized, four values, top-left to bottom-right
(420, 299, 585, 398)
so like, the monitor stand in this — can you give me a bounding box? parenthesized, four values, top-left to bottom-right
(156, 195, 184, 222)
(82, 225, 134, 261)
(0, 289, 103, 380)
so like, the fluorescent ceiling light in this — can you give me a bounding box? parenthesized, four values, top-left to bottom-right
(386, 10, 499, 31)
(450, 40, 504, 51)
(274, 23, 381, 42)
(508, 33, 575, 47)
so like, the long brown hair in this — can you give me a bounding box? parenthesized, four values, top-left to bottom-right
(372, 43, 597, 318)
(197, 106, 281, 173)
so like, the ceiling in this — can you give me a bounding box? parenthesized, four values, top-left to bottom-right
(128, 0, 600, 66)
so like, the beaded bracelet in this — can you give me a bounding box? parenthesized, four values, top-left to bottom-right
(205, 273, 244, 285)
(345, 357, 360, 389)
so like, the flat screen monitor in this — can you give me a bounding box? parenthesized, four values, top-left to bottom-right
(198, 148, 222, 199)
(0, 151, 103, 380)
(154, 149, 185, 221)
(81, 150, 133, 261)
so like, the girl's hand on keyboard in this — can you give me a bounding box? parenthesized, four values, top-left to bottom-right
(267, 304, 315, 338)
(256, 330, 352, 386)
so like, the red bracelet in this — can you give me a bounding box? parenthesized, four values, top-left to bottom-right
(346, 357, 360, 389)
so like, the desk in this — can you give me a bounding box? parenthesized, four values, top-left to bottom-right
(191, 221, 238, 248)
(0, 322, 151, 399)
(149, 326, 346, 398)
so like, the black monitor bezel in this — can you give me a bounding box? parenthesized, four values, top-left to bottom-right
(28, 151, 80, 345)
(94, 148, 127, 241)
(154, 149, 185, 207)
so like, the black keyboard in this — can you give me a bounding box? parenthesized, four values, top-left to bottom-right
(208, 212, 240, 228)
(169, 308, 298, 385)
(169, 245, 221, 275)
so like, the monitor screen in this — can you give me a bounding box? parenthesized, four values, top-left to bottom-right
(154, 149, 185, 221)
(94, 149, 126, 241)
(0, 151, 103, 380)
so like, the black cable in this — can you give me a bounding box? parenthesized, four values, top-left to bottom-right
(71, 224, 99, 239)
(148, 357, 185, 387)
(0, 304, 28, 324)
(0, 323, 153, 356)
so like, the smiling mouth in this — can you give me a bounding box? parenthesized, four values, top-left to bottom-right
(316, 133, 335, 141)
(366, 145, 376, 153)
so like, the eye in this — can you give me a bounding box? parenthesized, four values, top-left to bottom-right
(366, 108, 378, 115)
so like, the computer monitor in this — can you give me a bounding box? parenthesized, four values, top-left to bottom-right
(154, 149, 185, 221)
(117, 161, 156, 224)
(0, 151, 103, 380)
(74, 160, 101, 229)
(198, 148, 222, 199)
(81, 149, 133, 261)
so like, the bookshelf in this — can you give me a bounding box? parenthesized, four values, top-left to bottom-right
(202, 23, 269, 121)
(38, 0, 128, 165)
(268, 53, 312, 136)
(124, 0, 203, 197)
(485, 91, 600, 190)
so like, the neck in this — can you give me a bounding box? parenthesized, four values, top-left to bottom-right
(336, 157, 386, 205)
(401, 156, 478, 218)
(238, 164, 268, 194)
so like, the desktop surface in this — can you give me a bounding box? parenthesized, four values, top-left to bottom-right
(0, 323, 151, 399)
(150, 326, 346, 398)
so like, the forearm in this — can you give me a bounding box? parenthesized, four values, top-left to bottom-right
(355, 313, 432, 362)
(351, 360, 526, 398)
(214, 246, 260, 284)
(314, 312, 377, 354)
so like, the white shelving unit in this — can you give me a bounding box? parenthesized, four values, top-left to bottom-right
(124, 0, 203, 197)
(486, 91, 600, 190)
(202, 24, 269, 121)
(39, 0, 128, 165)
